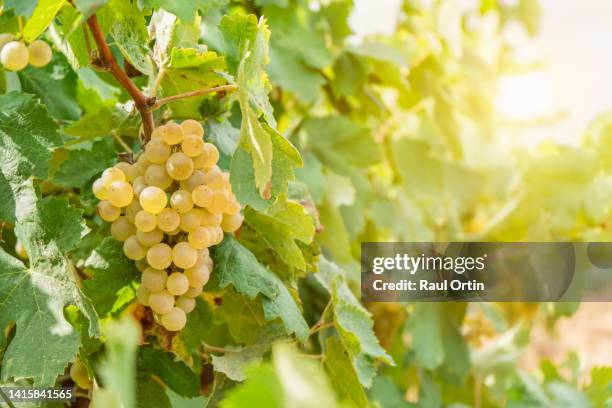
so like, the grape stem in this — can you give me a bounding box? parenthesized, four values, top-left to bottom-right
(85, 15, 156, 141)
(151, 84, 238, 111)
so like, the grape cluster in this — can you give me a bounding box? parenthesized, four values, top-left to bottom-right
(0, 33, 52, 71)
(92, 120, 243, 331)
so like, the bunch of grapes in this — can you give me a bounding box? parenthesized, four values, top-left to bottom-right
(92, 120, 243, 332)
(0, 33, 52, 71)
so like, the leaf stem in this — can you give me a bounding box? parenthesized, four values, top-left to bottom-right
(149, 66, 166, 98)
(0, 387, 16, 408)
(151, 84, 237, 111)
(202, 342, 239, 354)
(309, 321, 334, 336)
(111, 131, 132, 153)
(85, 14, 155, 140)
(17, 16, 24, 39)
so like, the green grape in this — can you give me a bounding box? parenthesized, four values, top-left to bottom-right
(180, 170, 205, 191)
(180, 209, 202, 232)
(162, 122, 184, 145)
(135, 210, 157, 232)
(181, 134, 204, 157)
(125, 200, 142, 223)
(147, 243, 173, 270)
(136, 228, 164, 247)
(149, 290, 174, 314)
(160, 307, 187, 331)
(157, 208, 180, 232)
(144, 139, 171, 164)
(137, 285, 150, 306)
(166, 152, 194, 181)
(202, 143, 220, 168)
(192, 185, 213, 208)
(111, 216, 135, 241)
(180, 119, 204, 138)
(208, 190, 229, 214)
(92, 178, 109, 200)
(188, 226, 213, 249)
(145, 163, 173, 189)
(101, 167, 126, 187)
(132, 176, 147, 197)
(201, 209, 222, 226)
(114, 162, 139, 182)
(221, 212, 244, 233)
(176, 295, 196, 313)
(0, 41, 28, 71)
(123, 235, 147, 260)
(108, 180, 134, 207)
(184, 285, 203, 298)
(142, 267, 168, 293)
(185, 265, 210, 287)
(170, 190, 194, 213)
(97, 200, 121, 222)
(139, 186, 167, 214)
(135, 259, 148, 272)
(166, 272, 189, 296)
(172, 242, 198, 269)
(70, 360, 91, 390)
(27, 40, 52, 67)
(0, 33, 16, 51)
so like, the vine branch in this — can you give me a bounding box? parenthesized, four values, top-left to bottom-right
(151, 84, 237, 110)
(85, 15, 155, 140)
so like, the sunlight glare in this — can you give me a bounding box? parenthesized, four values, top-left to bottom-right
(495, 71, 556, 121)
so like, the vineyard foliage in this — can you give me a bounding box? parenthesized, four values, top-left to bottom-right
(0, 0, 610, 407)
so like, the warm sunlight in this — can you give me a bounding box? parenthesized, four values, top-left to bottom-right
(495, 70, 556, 121)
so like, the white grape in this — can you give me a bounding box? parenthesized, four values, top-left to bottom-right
(221, 213, 243, 233)
(111, 216, 135, 241)
(170, 190, 194, 214)
(166, 272, 189, 296)
(125, 200, 142, 223)
(145, 164, 173, 189)
(172, 242, 198, 269)
(114, 162, 138, 182)
(0, 41, 28, 71)
(142, 267, 168, 293)
(180, 170, 205, 191)
(137, 284, 150, 306)
(70, 360, 91, 390)
(144, 139, 171, 164)
(180, 119, 204, 138)
(181, 134, 204, 157)
(108, 181, 133, 207)
(132, 176, 147, 197)
(162, 122, 184, 145)
(136, 228, 164, 247)
(135, 210, 157, 232)
(166, 226, 181, 236)
(208, 190, 229, 214)
(225, 199, 241, 215)
(185, 265, 210, 287)
(202, 143, 220, 168)
(188, 227, 213, 249)
(149, 290, 174, 314)
(147, 243, 173, 270)
(139, 186, 167, 214)
(0, 33, 16, 52)
(176, 295, 196, 313)
(156, 208, 180, 232)
(97, 201, 121, 222)
(192, 185, 213, 208)
(123, 235, 147, 260)
(135, 259, 148, 272)
(201, 209, 222, 226)
(180, 209, 202, 232)
(150, 126, 164, 140)
(92, 178, 109, 200)
(184, 285, 203, 298)
(27, 40, 52, 67)
(101, 167, 126, 187)
(134, 154, 150, 175)
(160, 307, 186, 331)
(166, 152, 194, 181)
(15, 240, 28, 260)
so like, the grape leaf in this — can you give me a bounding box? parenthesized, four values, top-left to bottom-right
(18, 55, 81, 121)
(211, 236, 308, 341)
(177, 297, 214, 353)
(218, 13, 259, 75)
(0, 92, 62, 223)
(53, 138, 116, 188)
(97, 0, 153, 75)
(138, 345, 200, 398)
(73, 0, 108, 19)
(137, 376, 171, 408)
(22, 0, 67, 43)
(323, 337, 368, 407)
(64, 105, 133, 140)
(216, 289, 267, 344)
(0, 196, 96, 386)
(151, 0, 228, 23)
(3, 0, 37, 17)
(83, 237, 140, 317)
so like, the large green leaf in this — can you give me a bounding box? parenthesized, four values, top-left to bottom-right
(138, 345, 200, 398)
(0, 92, 62, 223)
(151, 0, 228, 22)
(323, 337, 368, 407)
(22, 0, 67, 42)
(0, 196, 95, 386)
(53, 138, 116, 188)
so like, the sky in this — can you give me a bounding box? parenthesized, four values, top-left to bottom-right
(350, 0, 612, 144)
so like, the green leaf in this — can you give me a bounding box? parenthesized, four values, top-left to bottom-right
(216, 289, 267, 344)
(218, 13, 259, 75)
(177, 297, 214, 353)
(53, 138, 116, 188)
(151, 0, 228, 22)
(323, 337, 368, 407)
(0, 92, 62, 223)
(22, 0, 67, 43)
(64, 105, 133, 140)
(219, 364, 283, 408)
(229, 147, 272, 211)
(97, 0, 153, 75)
(0, 196, 95, 386)
(4, 0, 38, 17)
(73, 0, 108, 19)
(138, 345, 200, 398)
(83, 237, 139, 317)
(137, 376, 171, 408)
(211, 236, 309, 341)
